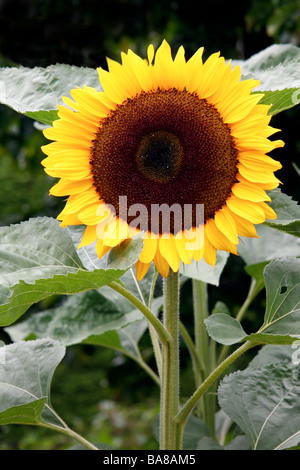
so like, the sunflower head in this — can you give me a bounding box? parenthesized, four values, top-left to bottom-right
(41, 40, 284, 280)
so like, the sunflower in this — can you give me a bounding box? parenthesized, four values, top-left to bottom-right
(41, 40, 284, 280)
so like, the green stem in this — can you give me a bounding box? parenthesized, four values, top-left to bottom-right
(192, 279, 215, 434)
(108, 280, 171, 346)
(130, 267, 162, 378)
(236, 278, 261, 323)
(148, 268, 159, 309)
(192, 279, 209, 385)
(160, 269, 180, 450)
(147, 269, 162, 378)
(175, 340, 256, 449)
(127, 348, 160, 386)
(179, 321, 205, 379)
(39, 422, 99, 450)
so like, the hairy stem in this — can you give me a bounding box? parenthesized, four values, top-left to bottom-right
(160, 269, 180, 450)
(108, 280, 171, 346)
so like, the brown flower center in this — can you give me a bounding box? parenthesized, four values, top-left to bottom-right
(90, 89, 238, 235)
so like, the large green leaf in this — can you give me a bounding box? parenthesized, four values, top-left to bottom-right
(258, 257, 300, 337)
(218, 360, 300, 450)
(205, 258, 300, 346)
(0, 217, 142, 327)
(238, 224, 300, 267)
(5, 291, 132, 346)
(248, 344, 295, 369)
(0, 64, 100, 125)
(238, 223, 300, 287)
(0, 338, 65, 426)
(264, 190, 300, 237)
(5, 289, 163, 359)
(233, 43, 300, 115)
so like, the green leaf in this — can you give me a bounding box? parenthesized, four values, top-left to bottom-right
(154, 413, 215, 450)
(248, 344, 295, 369)
(0, 64, 100, 124)
(204, 313, 247, 346)
(218, 360, 300, 450)
(0, 217, 142, 327)
(85, 297, 163, 359)
(264, 190, 300, 237)
(256, 88, 300, 115)
(5, 291, 130, 346)
(25, 110, 59, 126)
(258, 257, 300, 337)
(196, 437, 224, 450)
(0, 398, 47, 426)
(5, 290, 162, 356)
(238, 224, 300, 287)
(238, 224, 300, 267)
(180, 252, 229, 286)
(234, 44, 300, 115)
(0, 338, 65, 426)
(107, 235, 144, 270)
(206, 258, 300, 347)
(182, 415, 222, 450)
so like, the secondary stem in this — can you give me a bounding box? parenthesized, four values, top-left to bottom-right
(160, 269, 180, 450)
(108, 280, 171, 345)
(193, 279, 209, 386)
(192, 279, 215, 435)
(39, 421, 99, 450)
(175, 340, 257, 449)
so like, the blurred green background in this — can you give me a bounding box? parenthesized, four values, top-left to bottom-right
(0, 0, 299, 450)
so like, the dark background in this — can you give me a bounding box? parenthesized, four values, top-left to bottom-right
(0, 0, 299, 450)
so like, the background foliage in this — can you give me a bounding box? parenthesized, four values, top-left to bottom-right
(0, 0, 299, 450)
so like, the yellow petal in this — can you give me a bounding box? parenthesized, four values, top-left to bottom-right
(96, 238, 112, 259)
(77, 225, 97, 248)
(230, 212, 258, 238)
(78, 203, 110, 225)
(70, 87, 111, 117)
(147, 44, 155, 65)
(226, 196, 266, 224)
(102, 217, 129, 246)
(153, 40, 176, 90)
(123, 50, 154, 91)
(238, 152, 282, 170)
(237, 164, 281, 184)
(139, 237, 158, 264)
(174, 231, 194, 265)
(43, 126, 93, 145)
(58, 191, 100, 215)
(154, 250, 170, 278)
(159, 235, 181, 272)
(214, 206, 239, 244)
(258, 201, 277, 220)
(205, 219, 238, 254)
(222, 94, 264, 124)
(203, 232, 217, 266)
(50, 178, 93, 196)
(231, 181, 271, 202)
(135, 260, 152, 281)
(59, 213, 82, 227)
